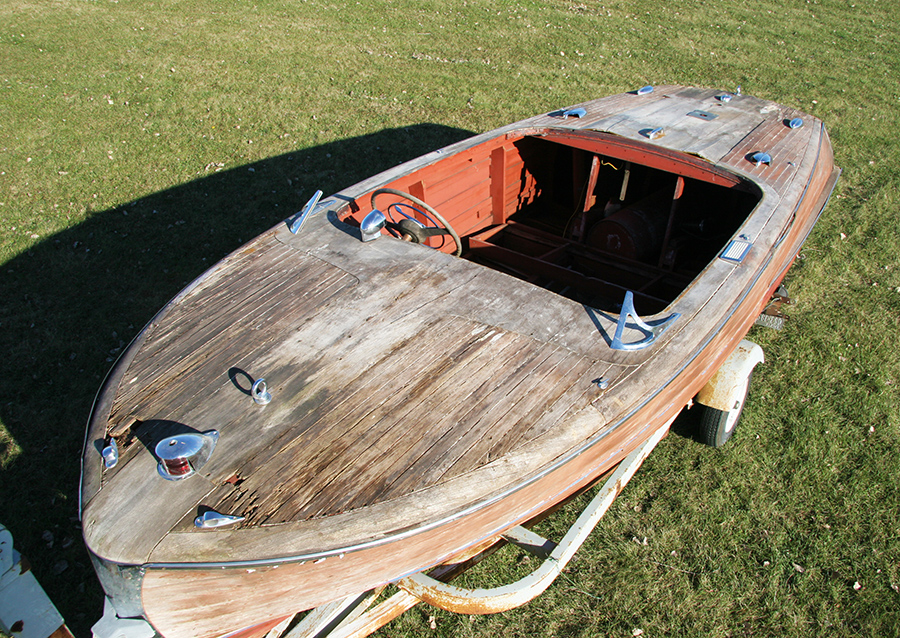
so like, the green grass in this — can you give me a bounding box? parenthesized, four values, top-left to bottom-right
(2, 0, 898, 636)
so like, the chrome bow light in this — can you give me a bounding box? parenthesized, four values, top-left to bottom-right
(155, 430, 219, 480)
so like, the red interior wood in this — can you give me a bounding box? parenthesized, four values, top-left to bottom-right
(339, 128, 760, 313)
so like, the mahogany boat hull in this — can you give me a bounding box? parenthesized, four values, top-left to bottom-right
(81, 86, 838, 638)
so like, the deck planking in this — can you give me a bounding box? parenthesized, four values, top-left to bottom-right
(377, 339, 596, 501)
(107, 242, 356, 432)
(206, 316, 602, 524)
(208, 315, 481, 524)
(277, 321, 526, 521)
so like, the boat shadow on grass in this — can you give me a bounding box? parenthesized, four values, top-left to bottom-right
(0, 123, 473, 634)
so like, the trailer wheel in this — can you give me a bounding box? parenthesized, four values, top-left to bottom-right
(699, 371, 752, 448)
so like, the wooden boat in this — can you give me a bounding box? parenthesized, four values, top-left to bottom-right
(81, 85, 838, 638)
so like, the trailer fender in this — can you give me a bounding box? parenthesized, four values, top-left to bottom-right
(696, 339, 764, 412)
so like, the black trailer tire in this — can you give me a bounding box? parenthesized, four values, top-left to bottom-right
(698, 372, 753, 448)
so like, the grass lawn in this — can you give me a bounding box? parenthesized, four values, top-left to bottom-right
(1, 0, 898, 636)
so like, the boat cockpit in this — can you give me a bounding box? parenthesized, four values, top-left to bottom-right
(337, 129, 761, 316)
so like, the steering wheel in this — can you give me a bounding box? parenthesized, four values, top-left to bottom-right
(370, 188, 462, 257)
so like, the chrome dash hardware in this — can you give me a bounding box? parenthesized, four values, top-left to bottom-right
(360, 209, 387, 242)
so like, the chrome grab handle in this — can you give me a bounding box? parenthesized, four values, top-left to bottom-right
(610, 291, 680, 351)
